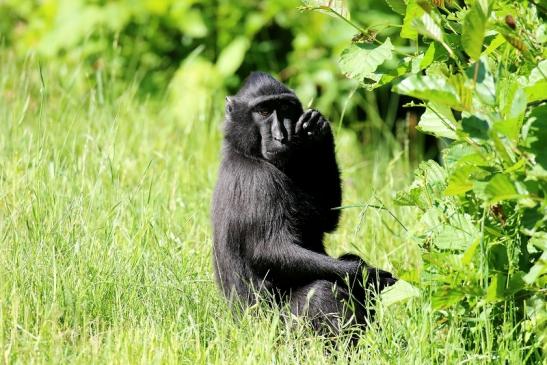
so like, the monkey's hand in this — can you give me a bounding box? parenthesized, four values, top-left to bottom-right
(340, 253, 397, 294)
(295, 109, 330, 141)
(365, 267, 397, 293)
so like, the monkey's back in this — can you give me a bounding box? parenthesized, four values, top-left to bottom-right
(211, 148, 283, 303)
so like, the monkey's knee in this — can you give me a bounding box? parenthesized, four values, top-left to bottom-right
(290, 280, 350, 334)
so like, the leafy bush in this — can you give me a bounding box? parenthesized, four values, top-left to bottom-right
(307, 0, 546, 357)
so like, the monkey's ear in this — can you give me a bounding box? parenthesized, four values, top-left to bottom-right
(225, 96, 234, 113)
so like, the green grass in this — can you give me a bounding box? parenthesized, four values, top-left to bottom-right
(0, 53, 531, 364)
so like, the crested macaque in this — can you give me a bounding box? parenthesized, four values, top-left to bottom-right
(212, 72, 396, 333)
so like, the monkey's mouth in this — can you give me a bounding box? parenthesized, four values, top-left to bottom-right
(263, 145, 291, 160)
(264, 148, 286, 156)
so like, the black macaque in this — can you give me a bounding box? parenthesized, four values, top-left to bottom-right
(212, 72, 396, 334)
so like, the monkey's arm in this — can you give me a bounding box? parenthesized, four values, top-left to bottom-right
(291, 110, 341, 232)
(249, 230, 361, 287)
(249, 233, 396, 290)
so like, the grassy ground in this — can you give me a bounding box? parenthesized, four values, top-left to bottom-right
(0, 54, 530, 364)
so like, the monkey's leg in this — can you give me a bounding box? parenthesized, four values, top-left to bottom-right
(289, 280, 370, 335)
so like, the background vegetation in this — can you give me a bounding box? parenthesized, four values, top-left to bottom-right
(0, 0, 545, 363)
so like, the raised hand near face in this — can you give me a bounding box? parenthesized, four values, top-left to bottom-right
(295, 109, 330, 142)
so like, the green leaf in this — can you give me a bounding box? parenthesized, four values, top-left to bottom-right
(413, 12, 443, 43)
(401, 0, 424, 40)
(394, 188, 423, 207)
(443, 143, 488, 169)
(524, 251, 547, 285)
(419, 206, 479, 252)
(528, 233, 547, 251)
(380, 280, 420, 307)
(486, 273, 506, 301)
(303, 0, 350, 18)
(505, 272, 526, 297)
(523, 105, 547, 171)
(420, 160, 448, 196)
(462, 238, 480, 265)
(525, 60, 547, 102)
(484, 34, 506, 55)
(417, 103, 457, 139)
(444, 165, 475, 195)
(420, 43, 436, 70)
(432, 287, 465, 309)
(394, 160, 447, 210)
(462, 115, 489, 139)
(467, 58, 496, 106)
(338, 38, 394, 87)
(488, 243, 509, 271)
(216, 37, 250, 77)
(385, 0, 406, 15)
(484, 174, 519, 203)
(394, 74, 460, 108)
(461, 0, 489, 60)
(434, 225, 474, 251)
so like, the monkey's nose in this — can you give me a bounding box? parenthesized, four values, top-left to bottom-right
(271, 114, 287, 143)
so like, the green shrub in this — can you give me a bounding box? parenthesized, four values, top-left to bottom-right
(306, 0, 546, 357)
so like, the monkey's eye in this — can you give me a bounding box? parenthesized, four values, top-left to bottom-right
(256, 108, 271, 117)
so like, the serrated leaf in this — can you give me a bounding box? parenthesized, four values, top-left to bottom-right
(432, 287, 465, 309)
(304, 0, 350, 19)
(462, 115, 489, 139)
(413, 12, 443, 43)
(444, 165, 475, 195)
(395, 160, 447, 210)
(484, 174, 519, 203)
(461, 0, 489, 60)
(338, 38, 394, 86)
(443, 143, 477, 167)
(523, 251, 547, 284)
(484, 34, 506, 55)
(420, 43, 436, 70)
(417, 103, 457, 139)
(466, 58, 496, 106)
(525, 60, 547, 102)
(462, 238, 480, 265)
(429, 210, 479, 251)
(394, 74, 460, 108)
(394, 188, 423, 207)
(435, 225, 474, 251)
(401, 0, 424, 40)
(495, 87, 526, 142)
(486, 273, 506, 301)
(420, 160, 447, 194)
(381, 280, 420, 307)
(385, 0, 406, 15)
(216, 37, 250, 77)
(523, 105, 547, 171)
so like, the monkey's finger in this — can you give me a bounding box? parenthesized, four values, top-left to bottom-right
(302, 111, 321, 133)
(316, 117, 330, 134)
(295, 110, 313, 134)
(379, 277, 398, 291)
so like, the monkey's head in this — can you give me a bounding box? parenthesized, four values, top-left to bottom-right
(224, 72, 304, 164)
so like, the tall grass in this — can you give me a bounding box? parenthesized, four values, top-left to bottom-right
(0, 52, 529, 364)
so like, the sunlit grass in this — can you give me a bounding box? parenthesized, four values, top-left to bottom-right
(0, 53, 529, 364)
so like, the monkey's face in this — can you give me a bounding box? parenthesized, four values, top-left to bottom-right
(224, 72, 305, 164)
(251, 95, 303, 161)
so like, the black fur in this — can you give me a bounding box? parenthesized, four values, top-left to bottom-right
(212, 72, 396, 334)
